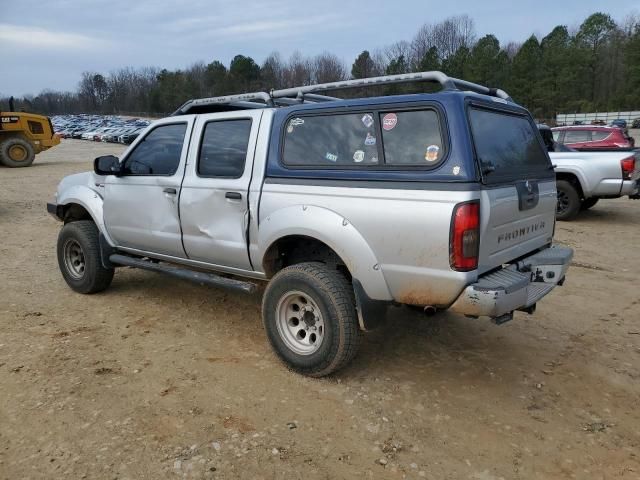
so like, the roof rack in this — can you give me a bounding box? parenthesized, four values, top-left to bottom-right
(172, 70, 512, 115)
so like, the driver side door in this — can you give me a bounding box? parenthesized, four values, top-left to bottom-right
(103, 118, 194, 258)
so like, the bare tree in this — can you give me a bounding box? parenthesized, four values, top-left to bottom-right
(384, 41, 412, 68)
(370, 49, 388, 76)
(503, 41, 522, 60)
(261, 52, 285, 89)
(283, 51, 313, 87)
(312, 52, 348, 84)
(411, 15, 477, 69)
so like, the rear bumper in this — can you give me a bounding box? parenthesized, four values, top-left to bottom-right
(622, 179, 639, 197)
(449, 245, 573, 320)
(627, 169, 640, 198)
(593, 178, 626, 197)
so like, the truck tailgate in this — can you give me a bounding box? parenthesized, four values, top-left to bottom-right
(467, 104, 557, 275)
(477, 180, 556, 274)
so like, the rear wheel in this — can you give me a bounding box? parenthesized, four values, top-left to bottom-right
(0, 137, 35, 167)
(556, 180, 581, 221)
(57, 220, 114, 294)
(262, 262, 360, 377)
(581, 197, 599, 210)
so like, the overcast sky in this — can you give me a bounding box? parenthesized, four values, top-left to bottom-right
(1, 0, 638, 97)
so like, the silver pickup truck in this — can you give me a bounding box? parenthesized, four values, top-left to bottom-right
(48, 72, 573, 376)
(538, 124, 640, 220)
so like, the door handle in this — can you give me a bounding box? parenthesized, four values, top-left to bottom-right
(225, 191, 242, 200)
(163, 187, 177, 195)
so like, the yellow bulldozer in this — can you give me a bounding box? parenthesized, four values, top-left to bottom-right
(1, 98, 60, 167)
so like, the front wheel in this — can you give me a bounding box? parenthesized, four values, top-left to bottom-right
(0, 137, 35, 167)
(556, 180, 581, 221)
(262, 262, 360, 377)
(57, 220, 114, 294)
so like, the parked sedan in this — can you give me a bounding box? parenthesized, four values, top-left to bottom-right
(551, 126, 635, 150)
(102, 127, 137, 143)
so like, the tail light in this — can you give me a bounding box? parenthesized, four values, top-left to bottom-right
(614, 142, 631, 148)
(450, 201, 480, 271)
(621, 156, 635, 180)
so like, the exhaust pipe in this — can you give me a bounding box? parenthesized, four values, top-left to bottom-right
(423, 306, 437, 316)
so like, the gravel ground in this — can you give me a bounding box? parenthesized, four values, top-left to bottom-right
(0, 140, 639, 479)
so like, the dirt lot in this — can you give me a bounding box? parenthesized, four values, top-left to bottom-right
(1, 140, 639, 480)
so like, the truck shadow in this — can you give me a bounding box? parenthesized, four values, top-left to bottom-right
(106, 269, 537, 387)
(338, 305, 540, 386)
(574, 208, 630, 223)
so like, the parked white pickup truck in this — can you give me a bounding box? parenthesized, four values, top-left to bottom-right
(539, 125, 639, 220)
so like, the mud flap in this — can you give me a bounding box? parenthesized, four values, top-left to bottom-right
(353, 279, 388, 331)
(99, 233, 116, 269)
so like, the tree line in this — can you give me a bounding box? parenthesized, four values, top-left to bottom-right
(2, 11, 639, 121)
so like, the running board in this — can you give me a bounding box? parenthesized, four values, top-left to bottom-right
(109, 254, 258, 294)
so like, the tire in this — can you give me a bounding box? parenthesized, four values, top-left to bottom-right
(581, 197, 599, 210)
(262, 262, 360, 377)
(56, 220, 114, 294)
(556, 180, 581, 221)
(0, 137, 35, 167)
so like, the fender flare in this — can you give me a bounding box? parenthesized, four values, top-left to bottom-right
(255, 204, 393, 301)
(554, 167, 590, 197)
(57, 185, 116, 246)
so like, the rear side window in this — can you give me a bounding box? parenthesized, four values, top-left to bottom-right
(198, 119, 252, 178)
(28, 120, 44, 134)
(469, 108, 549, 183)
(564, 130, 591, 143)
(380, 110, 444, 165)
(282, 108, 445, 168)
(591, 131, 611, 141)
(283, 113, 378, 167)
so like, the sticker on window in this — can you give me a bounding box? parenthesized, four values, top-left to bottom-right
(325, 152, 338, 162)
(382, 113, 398, 131)
(361, 114, 374, 128)
(353, 150, 365, 163)
(287, 117, 304, 133)
(364, 133, 376, 146)
(425, 144, 440, 162)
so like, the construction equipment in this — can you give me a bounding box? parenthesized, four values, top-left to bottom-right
(0, 99, 60, 167)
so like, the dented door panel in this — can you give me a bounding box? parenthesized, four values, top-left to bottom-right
(179, 110, 263, 270)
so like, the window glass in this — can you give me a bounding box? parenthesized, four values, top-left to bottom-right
(552, 131, 560, 141)
(564, 130, 591, 143)
(469, 108, 549, 182)
(380, 110, 444, 165)
(283, 113, 378, 167)
(591, 130, 611, 141)
(198, 120, 252, 177)
(122, 123, 186, 175)
(28, 120, 44, 134)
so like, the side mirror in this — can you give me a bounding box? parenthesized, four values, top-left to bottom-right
(94, 155, 121, 176)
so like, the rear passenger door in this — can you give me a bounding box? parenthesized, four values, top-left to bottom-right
(179, 110, 263, 270)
